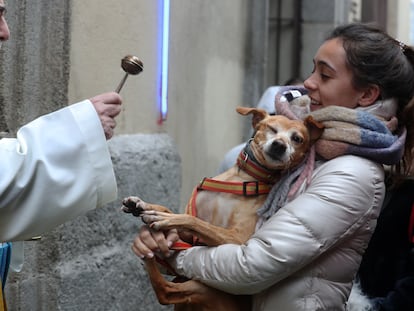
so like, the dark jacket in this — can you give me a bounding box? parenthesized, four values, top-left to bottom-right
(358, 179, 414, 311)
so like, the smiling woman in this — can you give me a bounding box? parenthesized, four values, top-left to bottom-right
(317, 23, 414, 174)
(132, 23, 414, 311)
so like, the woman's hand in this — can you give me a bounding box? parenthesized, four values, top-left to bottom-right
(132, 225, 179, 259)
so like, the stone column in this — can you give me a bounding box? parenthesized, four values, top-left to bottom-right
(0, 0, 71, 136)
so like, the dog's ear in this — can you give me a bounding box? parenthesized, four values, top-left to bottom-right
(304, 115, 324, 142)
(236, 106, 268, 128)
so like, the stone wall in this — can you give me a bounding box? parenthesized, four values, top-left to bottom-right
(0, 1, 71, 137)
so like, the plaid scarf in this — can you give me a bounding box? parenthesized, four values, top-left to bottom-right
(257, 86, 405, 223)
(276, 86, 405, 165)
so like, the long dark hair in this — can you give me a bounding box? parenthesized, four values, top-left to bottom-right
(327, 23, 414, 177)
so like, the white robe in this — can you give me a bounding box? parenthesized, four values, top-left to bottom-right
(0, 100, 117, 243)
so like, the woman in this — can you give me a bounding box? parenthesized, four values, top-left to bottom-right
(132, 23, 414, 310)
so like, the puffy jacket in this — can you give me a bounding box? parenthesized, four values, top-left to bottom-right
(173, 155, 384, 310)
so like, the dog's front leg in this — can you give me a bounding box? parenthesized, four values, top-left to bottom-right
(144, 257, 206, 306)
(145, 257, 248, 310)
(140, 210, 246, 246)
(141, 210, 193, 231)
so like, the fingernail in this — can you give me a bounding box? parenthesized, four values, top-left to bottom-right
(147, 252, 154, 258)
(167, 241, 173, 248)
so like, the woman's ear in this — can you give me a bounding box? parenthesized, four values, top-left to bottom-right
(358, 84, 381, 107)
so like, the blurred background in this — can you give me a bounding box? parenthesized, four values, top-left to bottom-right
(1, 1, 414, 310)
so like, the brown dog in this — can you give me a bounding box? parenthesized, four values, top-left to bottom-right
(123, 107, 324, 311)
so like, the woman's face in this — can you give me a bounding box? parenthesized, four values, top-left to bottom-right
(304, 38, 365, 112)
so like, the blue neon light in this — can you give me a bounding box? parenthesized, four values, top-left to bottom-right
(160, 0, 170, 122)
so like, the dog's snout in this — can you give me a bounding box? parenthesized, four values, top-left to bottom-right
(269, 140, 287, 157)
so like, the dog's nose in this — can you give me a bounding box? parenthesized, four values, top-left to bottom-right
(269, 140, 287, 157)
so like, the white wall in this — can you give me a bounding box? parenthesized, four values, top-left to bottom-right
(68, 0, 160, 134)
(387, 0, 411, 42)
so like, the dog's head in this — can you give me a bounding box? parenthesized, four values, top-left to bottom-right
(237, 106, 324, 170)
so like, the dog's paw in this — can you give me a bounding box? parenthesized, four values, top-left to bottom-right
(121, 196, 146, 217)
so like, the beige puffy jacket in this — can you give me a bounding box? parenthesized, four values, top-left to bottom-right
(174, 155, 384, 310)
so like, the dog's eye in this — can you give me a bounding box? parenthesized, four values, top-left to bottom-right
(268, 126, 278, 134)
(291, 134, 303, 144)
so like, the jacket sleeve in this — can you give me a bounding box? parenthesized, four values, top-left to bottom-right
(0, 100, 117, 242)
(172, 155, 384, 294)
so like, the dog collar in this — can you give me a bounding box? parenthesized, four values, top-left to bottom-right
(237, 143, 279, 184)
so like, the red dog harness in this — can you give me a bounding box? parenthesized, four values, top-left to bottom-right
(170, 148, 276, 250)
(157, 148, 277, 275)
